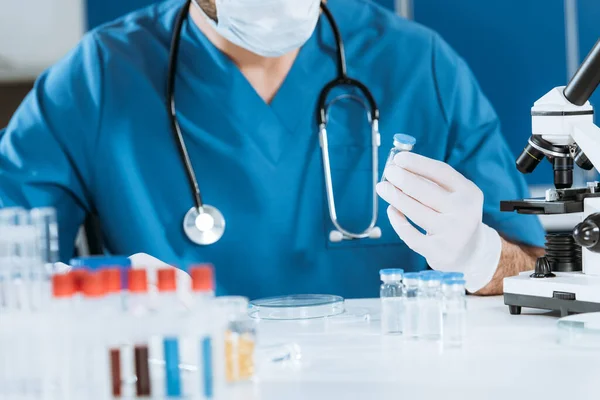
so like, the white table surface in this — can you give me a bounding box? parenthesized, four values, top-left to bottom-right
(230, 296, 600, 400)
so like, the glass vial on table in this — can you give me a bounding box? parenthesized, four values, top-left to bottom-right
(442, 278, 467, 348)
(381, 133, 416, 182)
(418, 272, 443, 341)
(402, 272, 420, 339)
(379, 268, 404, 335)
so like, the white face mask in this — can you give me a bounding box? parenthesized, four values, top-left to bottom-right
(194, 0, 322, 58)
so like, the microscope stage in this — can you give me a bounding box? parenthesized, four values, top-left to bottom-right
(504, 272, 600, 317)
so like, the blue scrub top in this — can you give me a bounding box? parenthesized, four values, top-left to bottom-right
(0, 0, 544, 299)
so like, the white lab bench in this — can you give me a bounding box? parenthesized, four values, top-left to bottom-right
(233, 296, 598, 400)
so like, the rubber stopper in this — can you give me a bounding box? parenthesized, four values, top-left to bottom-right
(189, 264, 214, 292)
(157, 268, 177, 292)
(82, 271, 106, 298)
(128, 269, 149, 293)
(52, 273, 75, 298)
(102, 268, 122, 294)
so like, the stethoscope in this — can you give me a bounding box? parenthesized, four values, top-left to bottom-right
(169, 0, 382, 245)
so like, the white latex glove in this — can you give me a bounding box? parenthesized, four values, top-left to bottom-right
(376, 152, 502, 293)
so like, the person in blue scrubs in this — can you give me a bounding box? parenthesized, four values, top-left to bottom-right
(0, 0, 544, 299)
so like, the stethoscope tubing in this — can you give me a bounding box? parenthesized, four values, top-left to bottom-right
(167, 0, 381, 243)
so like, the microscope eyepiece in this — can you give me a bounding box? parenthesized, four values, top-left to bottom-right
(516, 142, 544, 174)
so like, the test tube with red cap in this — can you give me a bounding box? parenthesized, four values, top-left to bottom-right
(189, 264, 215, 307)
(47, 272, 77, 399)
(157, 268, 178, 310)
(127, 269, 150, 316)
(102, 268, 123, 312)
(76, 271, 112, 400)
(51, 273, 75, 313)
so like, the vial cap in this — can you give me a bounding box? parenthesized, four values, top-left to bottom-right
(102, 268, 122, 294)
(420, 274, 443, 281)
(419, 270, 443, 280)
(393, 133, 416, 149)
(443, 272, 465, 280)
(52, 273, 75, 298)
(190, 264, 214, 292)
(380, 268, 404, 282)
(443, 278, 466, 286)
(157, 268, 177, 292)
(128, 269, 149, 293)
(82, 271, 107, 298)
(403, 272, 420, 279)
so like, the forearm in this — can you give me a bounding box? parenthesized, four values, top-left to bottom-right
(474, 237, 544, 296)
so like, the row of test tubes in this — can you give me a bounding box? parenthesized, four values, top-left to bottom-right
(0, 260, 257, 400)
(0, 207, 59, 314)
(379, 269, 467, 347)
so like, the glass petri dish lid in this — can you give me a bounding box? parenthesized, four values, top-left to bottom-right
(248, 294, 345, 320)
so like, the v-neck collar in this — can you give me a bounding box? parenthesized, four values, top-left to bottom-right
(178, 14, 329, 165)
(183, 14, 323, 132)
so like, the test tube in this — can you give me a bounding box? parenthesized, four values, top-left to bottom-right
(189, 264, 215, 307)
(127, 269, 150, 316)
(2, 208, 32, 312)
(30, 207, 59, 272)
(215, 296, 255, 384)
(164, 337, 182, 397)
(0, 208, 20, 312)
(102, 268, 123, 312)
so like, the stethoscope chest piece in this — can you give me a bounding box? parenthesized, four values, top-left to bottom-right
(183, 205, 226, 245)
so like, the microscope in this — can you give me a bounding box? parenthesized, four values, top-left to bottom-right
(501, 38, 600, 317)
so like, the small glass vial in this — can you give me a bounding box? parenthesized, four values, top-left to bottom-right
(418, 272, 443, 341)
(442, 278, 467, 348)
(379, 268, 404, 335)
(402, 272, 420, 339)
(381, 133, 416, 182)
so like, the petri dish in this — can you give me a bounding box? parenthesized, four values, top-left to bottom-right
(248, 294, 345, 320)
(557, 312, 600, 349)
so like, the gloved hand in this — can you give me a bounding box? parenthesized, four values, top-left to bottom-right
(376, 152, 502, 293)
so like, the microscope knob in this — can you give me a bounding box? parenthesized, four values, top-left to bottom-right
(573, 213, 600, 253)
(530, 256, 556, 278)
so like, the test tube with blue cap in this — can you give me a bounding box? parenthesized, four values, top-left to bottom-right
(381, 133, 416, 182)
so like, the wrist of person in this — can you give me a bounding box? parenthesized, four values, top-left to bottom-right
(462, 223, 502, 293)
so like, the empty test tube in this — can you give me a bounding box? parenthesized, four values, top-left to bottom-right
(30, 207, 59, 273)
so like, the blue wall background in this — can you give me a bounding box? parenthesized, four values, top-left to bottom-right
(87, 0, 600, 185)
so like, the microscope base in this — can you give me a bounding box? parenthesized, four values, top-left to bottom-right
(503, 272, 600, 317)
